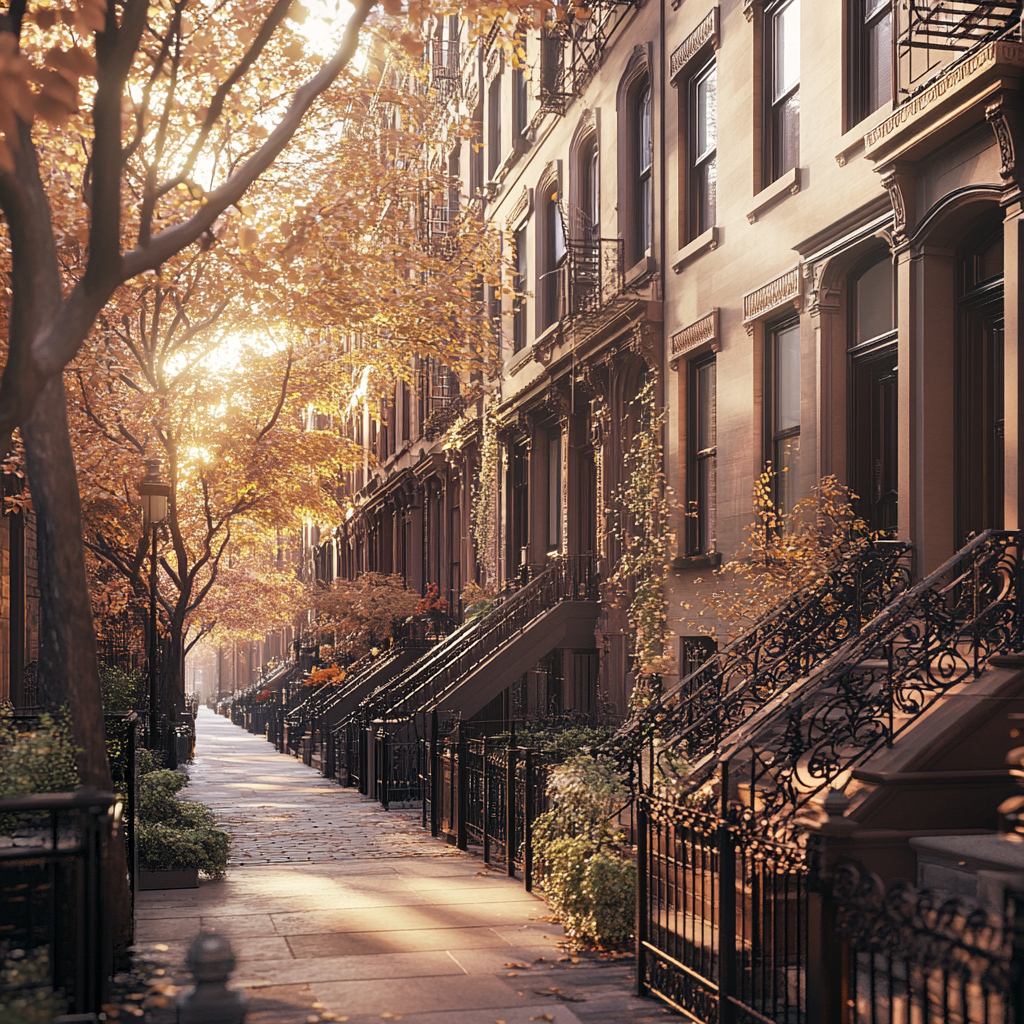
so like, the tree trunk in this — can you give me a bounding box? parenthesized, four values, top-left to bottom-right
(21, 374, 112, 792)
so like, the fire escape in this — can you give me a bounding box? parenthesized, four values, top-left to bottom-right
(895, 0, 1022, 101)
(531, 0, 640, 127)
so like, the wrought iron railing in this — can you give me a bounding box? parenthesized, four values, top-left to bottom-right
(555, 238, 626, 324)
(431, 40, 460, 81)
(621, 540, 912, 774)
(380, 554, 596, 720)
(896, 0, 1022, 101)
(715, 529, 1022, 822)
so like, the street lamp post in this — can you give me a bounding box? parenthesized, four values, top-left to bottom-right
(139, 458, 171, 749)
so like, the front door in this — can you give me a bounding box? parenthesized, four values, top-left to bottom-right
(851, 345, 898, 535)
(955, 295, 1004, 544)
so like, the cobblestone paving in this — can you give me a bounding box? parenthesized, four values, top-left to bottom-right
(133, 709, 675, 1024)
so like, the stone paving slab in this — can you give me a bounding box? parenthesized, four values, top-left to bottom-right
(133, 708, 674, 1023)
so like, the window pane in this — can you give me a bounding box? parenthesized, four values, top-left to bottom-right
(698, 455, 716, 553)
(864, 0, 888, 21)
(867, 7, 892, 114)
(548, 434, 561, 548)
(774, 91, 800, 176)
(553, 200, 567, 264)
(773, 0, 800, 101)
(856, 257, 894, 344)
(697, 359, 716, 451)
(696, 65, 717, 159)
(698, 157, 717, 235)
(640, 87, 653, 174)
(774, 323, 801, 433)
(775, 435, 801, 515)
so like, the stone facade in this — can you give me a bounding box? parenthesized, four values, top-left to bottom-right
(316, 1, 1024, 720)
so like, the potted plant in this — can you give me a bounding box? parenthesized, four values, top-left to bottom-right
(137, 761, 229, 889)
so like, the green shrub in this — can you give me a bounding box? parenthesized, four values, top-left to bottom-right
(532, 753, 635, 947)
(100, 666, 146, 712)
(136, 747, 165, 777)
(0, 707, 79, 835)
(0, 945, 68, 1024)
(137, 768, 229, 878)
(494, 723, 615, 764)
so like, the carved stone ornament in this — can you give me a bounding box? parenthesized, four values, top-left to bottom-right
(670, 309, 719, 369)
(507, 186, 533, 230)
(629, 321, 660, 367)
(742, 266, 802, 334)
(985, 93, 1023, 190)
(743, 0, 759, 21)
(670, 8, 720, 83)
(879, 165, 914, 247)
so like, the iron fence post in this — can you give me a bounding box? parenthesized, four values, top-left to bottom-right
(635, 793, 647, 997)
(524, 747, 534, 892)
(482, 736, 490, 864)
(717, 761, 736, 1024)
(506, 743, 517, 877)
(430, 711, 440, 837)
(457, 733, 468, 851)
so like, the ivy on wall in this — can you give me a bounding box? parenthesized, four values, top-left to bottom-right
(612, 377, 674, 712)
(472, 403, 500, 586)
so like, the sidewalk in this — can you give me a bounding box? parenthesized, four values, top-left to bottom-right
(133, 708, 672, 1024)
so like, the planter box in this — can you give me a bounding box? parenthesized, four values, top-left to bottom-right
(139, 867, 200, 890)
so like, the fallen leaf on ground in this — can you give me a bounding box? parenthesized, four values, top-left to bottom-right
(307, 1016, 320, 1023)
(101, 1006, 121, 1018)
(507, 972, 520, 977)
(380, 1015, 403, 1021)
(152, 944, 169, 952)
(530, 1016, 554, 1022)
(126, 993, 145, 1001)
(533, 957, 547, 963)
(505, 963, 530, 969)
(146, 996, 169, 1008)
(312, 1004, 324, 1010)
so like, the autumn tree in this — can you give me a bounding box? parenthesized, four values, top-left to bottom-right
(0, 0, 536, 787)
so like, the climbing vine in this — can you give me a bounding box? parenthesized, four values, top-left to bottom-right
(612, 377, 674, 712)
(472, 403, 500, 586)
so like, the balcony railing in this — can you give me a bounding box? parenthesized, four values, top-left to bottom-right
(555, 237, 625, 324)
(896, 0, 1022, 100)
(431, 40, 460, 82)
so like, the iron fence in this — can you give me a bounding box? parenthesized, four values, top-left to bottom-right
(0, 789, 115, 1016)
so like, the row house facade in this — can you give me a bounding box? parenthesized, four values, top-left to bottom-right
(314, 0, 1024, 725)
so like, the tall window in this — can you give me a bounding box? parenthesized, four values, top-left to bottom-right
(688, 355, 717, 554)
(578, 135, 600, 240)
(487, 76, 502, 179)
(513, 224, 528, 352)
(513, 42, 529, 138)
(632, 79, 654, 262)
(853, 0, 892, 123)
(690, 59, 717, 238)
(767, 320, 801, 516)
(767, 0, 800, 183)
(543, 189, 567, 329)
(547, 432, 561, 549)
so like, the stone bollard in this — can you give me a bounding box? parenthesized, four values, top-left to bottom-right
(177, 932, 246, 1024)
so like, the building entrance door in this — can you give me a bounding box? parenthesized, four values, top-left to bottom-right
(955, 293, 1004, 544)
(850, 345, 898, 535)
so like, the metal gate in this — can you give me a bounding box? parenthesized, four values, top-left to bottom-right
(639, 795, 809, 1024)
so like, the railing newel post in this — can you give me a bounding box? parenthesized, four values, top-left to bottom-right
(524, 747, 534, 892)
(506, 741, 517, 877)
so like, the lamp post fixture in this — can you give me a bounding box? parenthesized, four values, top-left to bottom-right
(140, 457, 171, 747)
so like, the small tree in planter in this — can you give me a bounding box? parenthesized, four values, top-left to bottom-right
(137, 763, 228, 887)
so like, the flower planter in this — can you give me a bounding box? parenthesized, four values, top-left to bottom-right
(139, 867, 200, 890)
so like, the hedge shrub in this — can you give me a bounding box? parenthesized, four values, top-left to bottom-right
(532, 752, 636, 947)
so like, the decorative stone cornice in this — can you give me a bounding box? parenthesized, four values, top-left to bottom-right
(670, 8, 719, 84)
(742, 267, 801, 335)
(670, 309, 719, 369)
(864, 40, 1024, 163)
(506, 186, 532, 230)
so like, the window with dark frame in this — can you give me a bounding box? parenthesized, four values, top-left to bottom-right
(487, 76, 502, 179)
(767, 318, 801, 517)
(513, 40, 529, 138)
(690, 58, 717, 239)
(852, 0, 892, 125)
(547, 431, 561, 549)
(766, 0, 800, 184)
(633, 79, 654, 262)
(579, 135, 600, 241)
(688, 354, 717, 555)
(543, 188, 567, 329)
(513, 224, 528, 353)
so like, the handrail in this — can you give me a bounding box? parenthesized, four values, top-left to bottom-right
(619, 539, 912, 763)
(692, 530, 1022, 821)
(347, 555, 596, 727)
(0, 789, 116, 812)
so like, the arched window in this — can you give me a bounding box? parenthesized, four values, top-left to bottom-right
(542, 187, 567, 329)
(577, 134, 600, 242)
(633, 80, 653, 261)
